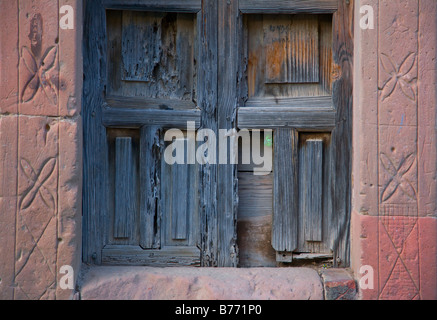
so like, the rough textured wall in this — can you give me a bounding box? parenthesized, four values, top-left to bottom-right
(0, 0, 82, 300)
(0, 0, 436, 300)
(352, 0, 437, 299)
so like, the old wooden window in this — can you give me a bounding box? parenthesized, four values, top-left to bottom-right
(83, 0, 353, 268)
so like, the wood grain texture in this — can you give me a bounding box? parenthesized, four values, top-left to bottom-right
(161, 138, 199, 247)
(102, 245, 201, 267)
(139, 126, 161, 249)
(296, 133, 332, 255)
(198, 0, 219, 267)
(300, 139, 323, 242)
(245, 15, 332, 99)
(114, 137, 136, 239)
(272, 129, 299, 255)
(239, 0, 337, 13)
(216, 0, 240, 267)
(83, 0, 109, 264)
(107, 11, 197, 101)
(103, 0, 202, 12)
(102, 105, 201, 128)
(238, 106, 335, 130)
(264, 15, 319, 84)
(329, 0, 353, 267)
(121, 11, 163, 82)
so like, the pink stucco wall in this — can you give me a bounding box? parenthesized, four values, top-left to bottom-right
(351, 0, 437, 299)
(0, 0, 435, 300)
(0, 0, 82, 300)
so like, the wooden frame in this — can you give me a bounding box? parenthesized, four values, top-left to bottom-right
(236, 0, 353, 266)
(83, 0, 353, 267)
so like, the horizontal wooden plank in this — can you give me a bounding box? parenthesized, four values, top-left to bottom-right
(292, 253, 333, 260)
(238, 107, 336, 130)
(239, 0, 338, 14)
(237, 172, 273, 219)
(245, 96, 333, 108)
(102, 104, 201, 128)
(106, 96, 196, 110)
(103, 0, 201, 12)
(102, 245, 201, 267)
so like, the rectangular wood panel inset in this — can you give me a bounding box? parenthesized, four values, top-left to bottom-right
(272, 129, 299, 255)
(114, 137, 136, 239)
(299, 139, 323, 242)
(121, 11, 164, 82)
(264, 15, 319, 84)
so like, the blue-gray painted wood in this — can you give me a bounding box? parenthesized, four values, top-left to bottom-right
(83, 0, 109, 264)
(300, 139, 323, 242)
(171, 162, 189, 240)
(139, 126, 161, 249)
(114, 137, 136, 239)
(272, 129, 299, 257)
(103, 0, 202, 12)
(121, 11, 162, 82)
(239, 0, 338, 13)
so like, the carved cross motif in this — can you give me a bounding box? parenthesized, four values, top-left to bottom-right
(20, 157, 57, 210)
(379, 52, 416, 102)
(20, 14, 58, 104)
(380, 153, 417, 202)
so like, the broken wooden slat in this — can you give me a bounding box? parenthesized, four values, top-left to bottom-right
(114, 137, 136, 239)
(139, 126, 161, 249)
(121, 11, 163, 82)
(264, 15, 319, 84)
(272, 129, 299, 257)
(300, 139, 323, 242)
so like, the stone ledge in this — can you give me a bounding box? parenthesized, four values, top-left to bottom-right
(320, 268, 357, 300)
(78, 265, 324, 300)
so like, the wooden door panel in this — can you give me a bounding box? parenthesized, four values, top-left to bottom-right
(107, 10, 197, 103)
(84, 0, 352, 268)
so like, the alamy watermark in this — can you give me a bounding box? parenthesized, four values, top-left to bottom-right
(360, 5, 375, 30)
(358, 265, 375, 290)
(60, 5, 74, 30)
(163, 122, 273, 176)
(59, 265, 74, 290)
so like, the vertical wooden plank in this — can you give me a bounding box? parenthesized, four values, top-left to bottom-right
(198, 0, 219, 266)
(264, 15, 319, 84)
(264, 15, 289, 83)
(330, 0, 354, 267)
(217, 0, 240, 267)
(121, 11, 163, 82)
(176, 13, 195, 99)
(113, 137, 136, 239)
(83, 0, 109, 264)
(300, 139, 323, 242)
(272, 129, 299, 258)
(171, 158, 189, 240)
(139, 126, 161, 249)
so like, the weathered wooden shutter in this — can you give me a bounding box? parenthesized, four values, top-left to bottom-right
(83, 0, 203, 266)
(83, 0, 352, 268)
(237, 0, 353, 267)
